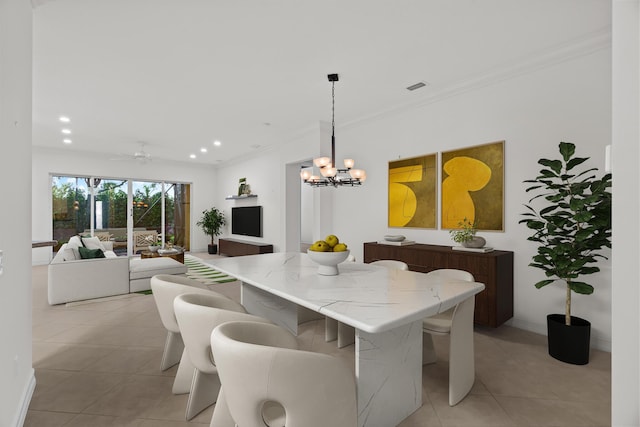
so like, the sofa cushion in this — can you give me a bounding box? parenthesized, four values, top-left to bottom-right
(129, 257, 188, 280)
(63, 247, 80, 261)
(103, 250, 118, 258)
(79, 247, 106, 259)
(67, 235, 83, 250)
(82, 236, 107, 251)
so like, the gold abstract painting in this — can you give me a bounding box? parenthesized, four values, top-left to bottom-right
(441, 140, 504, 231)
(388, 154, 437, 228)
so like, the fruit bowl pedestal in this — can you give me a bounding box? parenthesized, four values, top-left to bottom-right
(306, 249, 350, 276)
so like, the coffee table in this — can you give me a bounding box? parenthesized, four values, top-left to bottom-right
(140, 249, 184, 263)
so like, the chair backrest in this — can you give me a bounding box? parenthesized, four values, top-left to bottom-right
(133, 230, 158, 253)
(93, 231, 113, 242)
(173, 293, 270, 374)
(211, 320, 357, 427)
(341, 254, 356, 263)
(150, 274, 224, 333)
(370, 259, 409, 270)
(425, 268, 474, 282)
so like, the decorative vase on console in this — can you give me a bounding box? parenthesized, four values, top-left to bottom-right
(461, 236, 486, 248)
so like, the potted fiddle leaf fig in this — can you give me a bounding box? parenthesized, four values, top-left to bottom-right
(197, 207, 226, 254)
(520, 141, 611, 365)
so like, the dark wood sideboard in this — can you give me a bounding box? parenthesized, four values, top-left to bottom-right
(219, 238, 273, 257)
(363, 242, 513, 327)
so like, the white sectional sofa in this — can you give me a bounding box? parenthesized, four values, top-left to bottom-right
(48, 235, 187, 305)
(129, 257, 188, 292)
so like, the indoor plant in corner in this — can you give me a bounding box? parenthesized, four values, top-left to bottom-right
(520, 141, 611, 365)
(197, 207, 226, 255)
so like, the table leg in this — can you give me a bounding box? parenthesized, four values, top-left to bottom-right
(242, 282, 423, 427)
(356, 320, 423, 427)
(241, 283, 299, 335)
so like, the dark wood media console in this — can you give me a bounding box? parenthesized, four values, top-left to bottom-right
(219, 238, 273, 257)
(363, 242, 514, 327)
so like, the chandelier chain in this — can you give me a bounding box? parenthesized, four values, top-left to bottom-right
(332, 81, 335, 131)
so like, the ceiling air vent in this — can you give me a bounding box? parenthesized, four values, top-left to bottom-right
(406, 81, 428, 91)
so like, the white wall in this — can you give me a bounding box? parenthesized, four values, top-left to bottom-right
(0, 0, 34, 425)
(215, 149, 285, 250)
(215, 121, 341, 253)
(217, 48, 614, 350)
(32, 147, 219, 264)
(611, 0, 640, 425)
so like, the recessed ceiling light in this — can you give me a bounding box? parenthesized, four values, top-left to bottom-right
(190, 154, 196, 159)
(213, 140, 221, 146)
(59, 116, 70, 123)
(63, 139, 72, 144)
(200, 148, 207, 153)
(61, 128, 71, 134)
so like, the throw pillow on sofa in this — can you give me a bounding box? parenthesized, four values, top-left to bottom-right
(81, 236, 107, 251)
(64, 236, 84, 260)
(78, 247, 106, 259)
(63, 247, 80, 261)
(67, 235, 84, 249)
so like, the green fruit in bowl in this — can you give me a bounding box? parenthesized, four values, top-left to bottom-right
(325, 234, 339, 248)
(310, 240, 330, 252)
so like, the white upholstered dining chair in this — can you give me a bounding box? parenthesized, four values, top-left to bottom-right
(422, 268, 476, 406)
(150, 274, 216, 394)
(370, 259, 409, 270)
(211, 320, 357, 427)
(173, 292, 272, 421)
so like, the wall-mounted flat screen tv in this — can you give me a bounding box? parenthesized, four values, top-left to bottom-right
(231, 206, 262, 237)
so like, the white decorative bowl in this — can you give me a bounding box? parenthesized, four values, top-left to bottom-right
(307, 249, 350, 276)
(148, 245, 160, 252)
(384, 234, 406, 242)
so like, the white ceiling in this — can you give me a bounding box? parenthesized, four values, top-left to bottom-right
(32, 0, 611, 166)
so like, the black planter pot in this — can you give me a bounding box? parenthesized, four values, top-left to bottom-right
(207, 244, 218, 255)
(547, 314, 591, 365)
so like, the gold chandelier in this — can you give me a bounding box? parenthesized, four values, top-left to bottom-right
(300, 74, 366, 187)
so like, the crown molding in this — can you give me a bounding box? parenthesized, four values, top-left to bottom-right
(342, 27, 612, 131)
(31, 0, 54, 8)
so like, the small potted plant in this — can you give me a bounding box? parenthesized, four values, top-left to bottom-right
(146, 234, 162, 252)
(197, 207, 226, 254)
(520, 141, 611, 365)
(449, 218, 486, 248)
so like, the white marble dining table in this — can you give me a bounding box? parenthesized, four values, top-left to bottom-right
(208, 252, 485, 427)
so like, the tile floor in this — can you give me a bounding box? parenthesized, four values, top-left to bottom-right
(27, 253, 611, 426)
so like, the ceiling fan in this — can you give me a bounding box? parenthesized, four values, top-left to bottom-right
(111, 142, 152, 163)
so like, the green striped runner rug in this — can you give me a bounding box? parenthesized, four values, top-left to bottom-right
(184, 254, 238, 284)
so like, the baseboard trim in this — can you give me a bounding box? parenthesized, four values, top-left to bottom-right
(13, 369, 35, 427)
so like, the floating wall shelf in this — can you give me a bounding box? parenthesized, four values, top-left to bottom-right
(225, 194, 258, 200)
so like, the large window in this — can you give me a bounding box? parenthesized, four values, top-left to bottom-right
(52, 175, 191, 255)
(52, 177, 90, 245)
